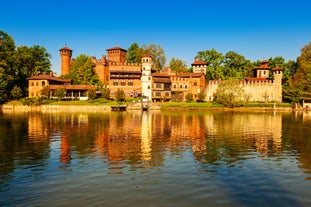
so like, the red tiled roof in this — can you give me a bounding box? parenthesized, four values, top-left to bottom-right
(192, 60, 207, 65)
(59, 46, 72, 51)
(173, 73, 204, 78)
(27, 74, 71, 83)
(49, 85, 95, 90)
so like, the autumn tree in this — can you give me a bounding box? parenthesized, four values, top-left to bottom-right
(283, 42, 311, 103)
(67, 54, 98, 85)
(169, 58, 188, 74)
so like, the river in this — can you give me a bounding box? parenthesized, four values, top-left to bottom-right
(0, 110, 311, 207)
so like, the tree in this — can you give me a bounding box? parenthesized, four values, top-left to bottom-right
(0, 31, 16, 103)
(87, 88, 97, 100)
(10, 85, 23, 100)
(197, 91, 206, 102)
(196, 49, 224, 80)
(141, 44, 166, 71)
(41, 86, 51, 98)
(54, 87, 66, 100)
(115, 88, 125, 102)
(126, 42, 141, 64)
(284, 42, 311, 102)
(169, 58, 188, 74)
(223, 51, 252, 79)
(67, 54, 98, 85)
(213, 79, 245, 107)
(185, 93, 193, 102)
(101, 87, 111, 99)
(14, 45, 51, 96)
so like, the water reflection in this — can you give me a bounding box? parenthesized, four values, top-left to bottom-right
(1, 110, 311, 206)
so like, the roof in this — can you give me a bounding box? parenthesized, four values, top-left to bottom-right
(153, 77, 171, 83)
(106, 46, 127, 52)
(49, 85, 95, 90)
(110, 70, 141, 74)
(27, 74, 71, 83)
(192, 59, 208, 65)
(59, 46, 72, 51)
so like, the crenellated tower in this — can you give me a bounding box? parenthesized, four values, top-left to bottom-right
(59, 46, 72, 76)
(141, 55, 152, 100)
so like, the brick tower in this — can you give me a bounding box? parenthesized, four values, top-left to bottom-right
(59, 46, 72, 76)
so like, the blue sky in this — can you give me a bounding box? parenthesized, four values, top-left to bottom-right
(2, 0, 311, 75)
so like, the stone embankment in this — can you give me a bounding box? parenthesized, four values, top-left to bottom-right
(0, 102, 161, 113)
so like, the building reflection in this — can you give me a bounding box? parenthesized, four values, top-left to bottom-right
(22, 110, 311, 176)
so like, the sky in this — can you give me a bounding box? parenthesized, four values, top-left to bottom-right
(2, 0, 311, 75)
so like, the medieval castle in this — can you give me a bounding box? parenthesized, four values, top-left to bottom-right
(28, 46, 283, 103)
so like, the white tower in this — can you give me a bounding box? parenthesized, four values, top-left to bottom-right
(141, 55, 152, 101)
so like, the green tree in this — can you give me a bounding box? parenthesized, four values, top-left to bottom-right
(213, 79, 245, 107)
(10, 85, 23, 100)
(101, 87, 111, 99)
(115, 88, 125, 102)
(126, 42, 141, 64)
(223, 51, 252, 79)
(196, 49, 224, 80)
(185, 93, 193, 102)
(41, 86, 51, 98)
(0, 31, 16, 103)
(169, 58, 188, 74)
(54, 87, 66, 100)
(87, 88, 97, 100)
(197, 91, 206, 102)
(14, 45, 51, 96)
(67, 54, 98, 85)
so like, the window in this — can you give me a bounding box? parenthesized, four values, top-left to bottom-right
(36, 82, 39, 86)
(113, 80, 118, 86)
(148, 85, 150, 89)
(42, 81, 45, 86)
(194, 82, 197, 86)
(128, 80, 133, 86)
(184, 84, 188, 89)
(156, 92, 161, 97)
(180, 84, 183, 89)
(165, 92, 170, 97)
(31, 82, 34, 86)
(121, 80, 126, 86)
(156, 83, 162, 88)
(173, 84, 177, 89)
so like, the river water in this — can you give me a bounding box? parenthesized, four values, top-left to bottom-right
(0, 110, 311, 207)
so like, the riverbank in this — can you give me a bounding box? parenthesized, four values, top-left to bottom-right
(1, 102, 293, 113)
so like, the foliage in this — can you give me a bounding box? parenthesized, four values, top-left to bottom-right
(197, 91, 206, 102)
(101, 87, 111, 99)
(0, 31, 16, 103)
(87, 88, 97, 100)
(197, 49, 224, 80)
(54, 87, 66, 100)
(0, 30, 51, 103)
(10, 85, 23, 100)
(66, 54, 98, 85)
(115, 88, 125, 102)
(185, 93, 193, 102)
(126, 42, 141, 64)
(284, 42, 311, 102)
(40, 86, 51, 98)
(141, 44, 166, 71)
(169, 58, 188, 74)
(213, 79, 245, 107)
(171, 91, 183, 102)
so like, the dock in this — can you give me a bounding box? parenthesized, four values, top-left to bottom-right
(110, 105, 127, 112)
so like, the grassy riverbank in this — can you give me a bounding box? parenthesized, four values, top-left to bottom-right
(2, 99, 293, 112)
